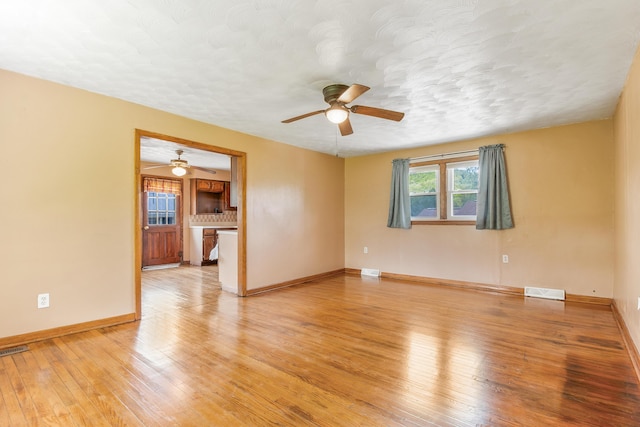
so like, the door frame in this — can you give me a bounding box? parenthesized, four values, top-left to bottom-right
(134, 129, 248, 319)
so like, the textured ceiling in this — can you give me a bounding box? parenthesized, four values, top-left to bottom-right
(140, 136, 231, 171)
(2, 1, 640, 157)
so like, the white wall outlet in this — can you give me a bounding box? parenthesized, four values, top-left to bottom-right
(364, 246, 368, 254)
(637, 296, 640, 310)
(37, 293, 50, 309)
(502, 254, 509, 263)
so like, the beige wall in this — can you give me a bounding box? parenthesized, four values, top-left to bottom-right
(345, 120, 615, 297)
(0, 69, 344, 338)
(613, 46, 640, 351)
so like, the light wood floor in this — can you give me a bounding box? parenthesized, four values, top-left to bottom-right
(1, 267, 639, 426)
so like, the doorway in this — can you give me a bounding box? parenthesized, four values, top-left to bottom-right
(141, 176, 182, 268)
(134, 129, 247, 319)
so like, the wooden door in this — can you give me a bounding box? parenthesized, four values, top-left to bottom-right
(142, 180, 182, 267)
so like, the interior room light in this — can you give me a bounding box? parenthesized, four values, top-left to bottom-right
(172, 166, 187, 177)
(325, 104, 349, 124)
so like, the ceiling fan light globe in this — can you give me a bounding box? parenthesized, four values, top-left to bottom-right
(172, 166, 187, 177)
(325, 106, 349, 124)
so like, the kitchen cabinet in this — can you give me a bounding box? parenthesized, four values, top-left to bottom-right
(196, 179, 224, 193)
(190, 179, 229, 214)
(189, 226, 237, 266)
(201, 228, 218, 266)
(229, 156, 238, 209)
(224, 182, 235, 211)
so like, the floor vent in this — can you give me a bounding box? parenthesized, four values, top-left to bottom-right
(0, 345, 28, 358)
(524, 286, 565, 301)
(361, 268, 381, 277)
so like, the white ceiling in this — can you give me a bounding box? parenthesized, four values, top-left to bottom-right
(2, 1, 640, 157)
(140, 136, 230, 171)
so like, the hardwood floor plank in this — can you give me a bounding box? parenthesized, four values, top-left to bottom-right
(15, 350, 79, 426)
(2, 266, 640, 425)
(0, 358, 29, 426)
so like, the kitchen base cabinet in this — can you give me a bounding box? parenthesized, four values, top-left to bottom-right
(189, 226, 237, 266)
(201, 228, 217, 266)
(190, 227, 218, 266)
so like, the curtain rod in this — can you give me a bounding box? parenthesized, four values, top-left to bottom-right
(409, 149, 479, 163)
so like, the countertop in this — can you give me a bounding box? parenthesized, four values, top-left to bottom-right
(216, 230, 238, 235)
(189, 224, 237, 229)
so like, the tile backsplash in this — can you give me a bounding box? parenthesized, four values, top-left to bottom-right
(190, 211, 237, 224)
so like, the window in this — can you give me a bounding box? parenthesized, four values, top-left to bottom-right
(409, 165, 439, 218)
(143, 176, 181, 226)
(410, 157, 479, 223)
(447, 160, 479, 220)
(147, 192, 177, 225)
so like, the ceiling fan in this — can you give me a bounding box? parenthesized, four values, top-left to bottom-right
(281, 83, 404, 136)
(143, 150, 217, 177)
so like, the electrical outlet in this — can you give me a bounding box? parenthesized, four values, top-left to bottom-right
(37, 293, 50, 309)
(364, 246, 368, 254)
(637, 296, 640, 310)
(502, 254, 509, 263)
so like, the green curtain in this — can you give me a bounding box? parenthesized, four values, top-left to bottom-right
(476, 144, 514, 230)
(387, 158, 412, 229)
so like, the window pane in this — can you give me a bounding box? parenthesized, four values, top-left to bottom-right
(147, 192, 178, 226)
(411, 195, 437, 217)
(410, 170, 437, 194)
(452, 165, 479, 191)
(452, 193, 477, 216)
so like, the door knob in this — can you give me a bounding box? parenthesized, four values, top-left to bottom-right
(143, 226, 150, 230)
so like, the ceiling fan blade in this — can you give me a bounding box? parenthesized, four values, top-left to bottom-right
(351, 105, 405, 122)
(337, 84, 370, 104)
(339, 117, 353, 136)
(143, 164, 169, 170)
(191, 165, 217, 175)
(281, 110, 325, 123)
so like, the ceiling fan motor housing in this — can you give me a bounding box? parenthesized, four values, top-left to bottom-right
(171, 159, 189, 168)
(322, 84, 349, 104)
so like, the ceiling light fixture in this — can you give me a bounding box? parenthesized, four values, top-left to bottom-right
(172, 166, 187, 176)
(325, 104, 349, 124)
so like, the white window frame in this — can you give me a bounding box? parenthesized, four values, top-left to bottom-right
(447, 160, 479, 220)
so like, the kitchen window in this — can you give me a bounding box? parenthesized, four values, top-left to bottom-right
(410, 157, 479, 224)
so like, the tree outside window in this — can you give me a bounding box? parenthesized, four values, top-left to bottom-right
(410, 157, 479, 223)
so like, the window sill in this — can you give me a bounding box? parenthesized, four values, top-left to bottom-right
(411, 220, 476, 226)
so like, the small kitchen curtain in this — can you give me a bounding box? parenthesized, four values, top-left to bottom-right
(143, 177, 182, 196)
(387, 158, 412, 229)
(476, 144, 513, 230)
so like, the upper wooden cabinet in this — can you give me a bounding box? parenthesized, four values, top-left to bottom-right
(196, 179, 224, 193)
(229, 156, 238, 208)
(190, 179, 233, 214)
